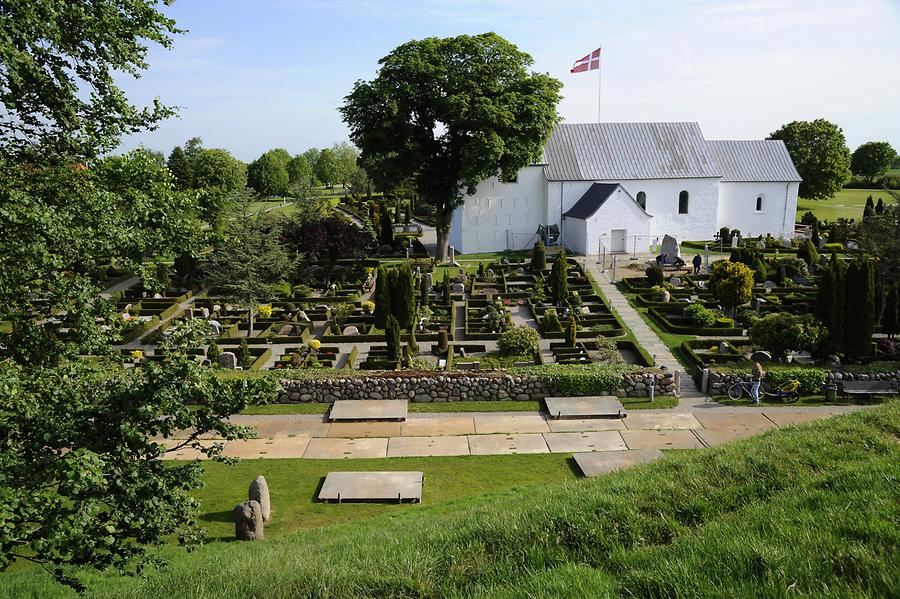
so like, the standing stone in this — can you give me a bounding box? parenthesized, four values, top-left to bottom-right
(660, 235, 679, 263)
(249, 476, 271, 522)
(233, 500, 264, 541)
(218, 351, 237, 369)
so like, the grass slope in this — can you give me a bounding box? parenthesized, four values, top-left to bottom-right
(797, 188, 896, 223)
(3, 403, 898, 598)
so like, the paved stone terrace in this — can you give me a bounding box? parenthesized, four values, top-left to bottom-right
(162, 405, 865, 461)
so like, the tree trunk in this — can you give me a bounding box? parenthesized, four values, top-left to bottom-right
(436, 227, 449, 261)
(248, 302, 254, 337)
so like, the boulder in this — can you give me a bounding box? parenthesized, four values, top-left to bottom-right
(233, 500, 264, 541)
(248, 476, 271, 522)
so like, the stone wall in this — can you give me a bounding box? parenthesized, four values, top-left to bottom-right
(707, 368, 900, 395)
(275, 370, 676, 403)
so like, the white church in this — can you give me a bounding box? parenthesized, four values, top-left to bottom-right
(448, 122, 801, 255)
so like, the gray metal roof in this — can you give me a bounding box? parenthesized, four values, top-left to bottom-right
(706, 140, 802, 182)
(542, 122, 722, 181)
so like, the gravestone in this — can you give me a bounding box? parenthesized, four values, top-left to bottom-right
(581, 306, 591, 315)
(233, 500, 264, 541)
(451, 283, 465, 294)
(718, 342, 730, 355)
(278, 324, 293, 336)
(763, 280, 777, 293)
(200, 306, 210, 318)
(669, 276, 681, 287)
(755, 240, 766, 250)
(513, 267, 526, 276)
(731, 236, 739, 248)
(218, 351, 237, 369)
(750, 350, 772, 364)
(659, 235, 679, 263)
(342, 325, 360, 335)
(315, 304, 330, 311)
(208, 320, 222, 335)
(425, 273, 433, 290)
(846, 240, 859, 250)
(212, 304, 221, 313)
(779, 237, 792, 248)
(248, 476, 271, 522)
(297, 310, 311, 322)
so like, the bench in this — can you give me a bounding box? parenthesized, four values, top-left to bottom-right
(839, 380, 897, 400)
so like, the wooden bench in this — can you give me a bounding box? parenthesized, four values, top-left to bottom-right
(839, 380, 897, 400)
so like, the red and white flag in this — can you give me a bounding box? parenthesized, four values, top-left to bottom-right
(570, 47, 601, 73)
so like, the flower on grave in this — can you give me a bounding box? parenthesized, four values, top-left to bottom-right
(131, 350, 144, 361)
(258, 304, 273, 319)
(361, 300, 375, 314)
(308, 339, 321, 351)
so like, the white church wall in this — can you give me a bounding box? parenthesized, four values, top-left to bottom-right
(562, 218, 588, 255)
(452, 166, 546, 254)
(583, 187, 653, 255)
(717, 181, 799, 238)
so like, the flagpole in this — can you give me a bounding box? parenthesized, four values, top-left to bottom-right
(597, 46, 602, 123)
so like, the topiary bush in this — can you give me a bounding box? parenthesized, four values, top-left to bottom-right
(645, 265, 664, 287)
(683, 303, 717, 328)
(497, 325, 539, 356)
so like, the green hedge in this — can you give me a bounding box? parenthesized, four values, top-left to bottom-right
(716, 365, 826, 395)
(509, 363, 638, 395)
(647, 307, 743, 336)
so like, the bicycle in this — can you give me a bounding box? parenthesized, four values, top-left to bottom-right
(727, 378, 800, 403)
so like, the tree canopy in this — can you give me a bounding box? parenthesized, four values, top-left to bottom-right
(851, 141, 897, 183)
(768, 119, 851, 200)
(341, 32, 562, 258)
(248, 148, 291, 196)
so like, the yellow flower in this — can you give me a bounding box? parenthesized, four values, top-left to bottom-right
(308, 339, 321, 350)
(258, 305, 273, 319)
(131, 350, 144, 361)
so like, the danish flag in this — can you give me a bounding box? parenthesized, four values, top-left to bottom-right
(570, 47, 601, 73)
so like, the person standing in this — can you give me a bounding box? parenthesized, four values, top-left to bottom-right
(751, 361, 765, 405)
(692, 254, 702, 275)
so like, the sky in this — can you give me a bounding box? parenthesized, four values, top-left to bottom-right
(119, 0, 900, 162)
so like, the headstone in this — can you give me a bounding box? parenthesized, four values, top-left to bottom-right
(755, 240, 766, 250)
(846, 240, 859, 250)
(208, 319, 222, 335)
(451, 282, 465, 293)
(581, 306, 591, 315)
(200, 306, 210, 318)
(315, 304, 330, 311)
(718, 342, 730, 355)
(779, 237, 792, 248)
(819, 254, 829, 267)
(218, 351, 237, 369)
(660, 235, 679, 263)
(342, 325, 359, 335)
(513, 267, 526, 276)
(153, 293, 163, 299)
(449, 245, 459, 266)
(233, 500, 264, 541)
(669, 276, 681, 287)
(297, 310, 311, 322)
(248, 476, 271, 522)
(793, 276, 809, 286)
(425, 273, 433, 290)
(278, 324, 293, 336)
(750, 350, 772, 364)
(730, 236, 739, 248)
(763, 280, 777, 293)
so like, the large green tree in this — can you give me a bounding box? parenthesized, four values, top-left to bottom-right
(166, 145, 191, 189)
(851, 141, 897, 184)
(287, 154, 314, 198)
(768, 119, 851, 200)
(341, 33, 563, 259)
(248, 148, 291, 196)
(708, 260, 755, 314)
(332, 141, 359, 186)
(192, 148, 247, 232)
(314, 148, 340, 187)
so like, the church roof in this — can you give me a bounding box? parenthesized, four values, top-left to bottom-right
(543, 122, 722, 181)
(706, 140, 802, 182)
(562, 183, 651, 220)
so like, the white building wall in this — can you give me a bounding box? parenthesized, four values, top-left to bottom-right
(562, 218, 588, 255)
(583, 187, 653, 255)
(451, 165, 547, 254)
(549, 178, 719, 246)
(717, 181, 799, 238)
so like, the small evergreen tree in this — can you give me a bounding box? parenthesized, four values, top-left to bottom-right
(394, 262, 416, 329)
(207, 340, 221, 365)
(708, 261, 754, 314)
(419, 275, 429, 307)
(843, 258, 875, 358)
(385, 315, 401, 362)
(166, 145, 191, 189)
(798, 239, 819, 271)
(531, 241, 546, 271)
(549, 250, 569, 305)
(565, 317, 577, 347)
(374, 265, 391, 329)
(882, 283, 899, 339)
(875, 197, 885, 215)
(811, 220, 821, 247)
(437, 329, 449, 354)
(238, 338, 252, 368)
(443, 279, 452, 305)
(753, 257, 768, 283)
(379, 204, 393, 245)
(816, 253, 845, 355)
(719, 226, 731, 245)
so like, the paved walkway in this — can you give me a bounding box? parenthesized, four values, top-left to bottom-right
(161, 404, 866, 461)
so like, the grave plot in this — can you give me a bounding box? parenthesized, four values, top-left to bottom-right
(359, 346, 401, 370)
(328, 399, 408, 422)
(272, 345, 340, 369)
(464, 297, 512, 340)
(318, 471, 424, 503)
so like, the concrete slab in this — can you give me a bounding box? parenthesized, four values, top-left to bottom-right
(543, 431, 627, 453)
(694, 412, 774, 432)
(623, 412, 702, 430)
(762, 411, 832, 427)
(250, 420, 330, 438)
(318, 471, 424, 503)
(303, 437, 389, 459)
(400, 417, 475, 437)
(387, 436, 471, 458)
(328, 399, 408, 422)
(621, 429, 704, 450)
(221, 436, 311, 459)
(327, 422, 403, 438)
(547, 418, 627, 432)
(574, 449, 664, 477)
(467, 433, 549, 455)
(473, 414, 550, 434)
(544, 396, 625, 419)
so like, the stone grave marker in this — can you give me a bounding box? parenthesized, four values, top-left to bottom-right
(200, 306, 210, 318)
(297, 310, 311, 322)
(660, 235, 679, 262)
(208, 319, 222, 335)
(218, 351, 237, 369)
(342, 325, 360, 335)
(248, 476, 271, 522)
(755, 240, 766, 250)
(750, 350, 772, 364)
(451, 282, 465, 294)
(763, 280, 777, 293)
(233, 500, 264, 540)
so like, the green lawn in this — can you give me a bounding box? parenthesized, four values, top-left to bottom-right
(797, 188, 896, 223)
(6, 402, 897, 597)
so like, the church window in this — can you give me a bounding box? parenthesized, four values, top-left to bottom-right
(756, 196, 764, 212)
(678, 191, 689, 214)
(636, 191, 646, 210)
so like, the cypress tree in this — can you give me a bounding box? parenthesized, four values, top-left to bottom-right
(419, 275, 429, 307)
(166, 145, 191, 189)
(549, 250, 569, 305)
(874, 269, 884, 324)
(875, 197, 885, 215)
(816, 254, 844, 356)
(385, 315, 401, 362)
(387, 267, 400, 320)
(565, 317, 577, 347)
(207, 340, 221, 365)
(882, 283, 899, 339)
(843, 258, 874, 358)
(238, 339, 252, 369)
(811, 220, 820, 247)
(374, 265, 391, 329)
(394, 262, 416, 329)
(394, 201, 401, 222)
(443, 279, 451, 305)
(532, 241, 547, 271)
(752, 257, 768, 283)
(379, 204, 393, 245)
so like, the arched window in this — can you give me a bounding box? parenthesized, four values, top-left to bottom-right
(636, 191, 646, 210)
(678, 190, 689, 214)
(756, 196, 763, 212)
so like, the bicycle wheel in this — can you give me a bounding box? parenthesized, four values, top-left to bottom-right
(727, 383, 745, 400)
(786, 391, 800, 404)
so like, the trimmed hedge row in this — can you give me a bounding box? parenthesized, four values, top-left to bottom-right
(647, 307, 743, 336)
